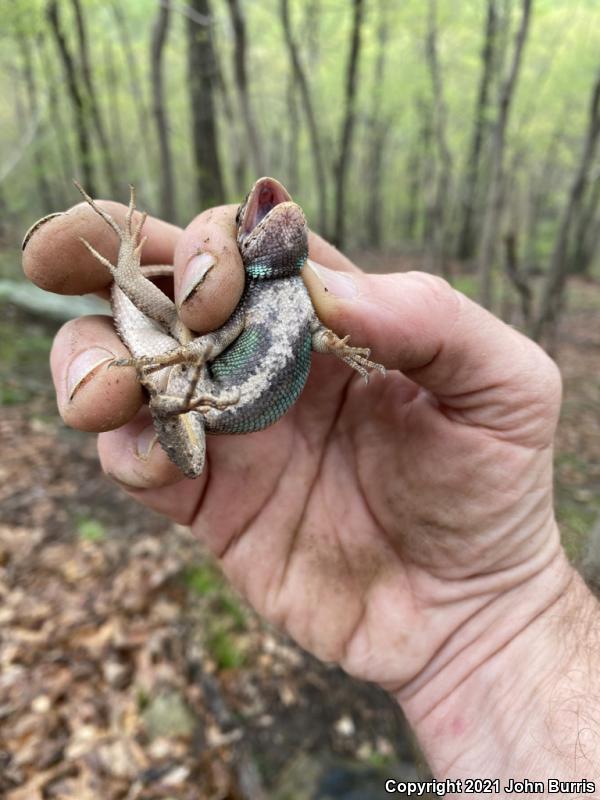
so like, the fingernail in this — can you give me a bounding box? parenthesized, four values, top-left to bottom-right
(179, 252, 216, 305)
(136, 424, 157, 460)
(66, 348, 114, 400)
(22, 212, 66, 251)
(307, 259, 358, 299)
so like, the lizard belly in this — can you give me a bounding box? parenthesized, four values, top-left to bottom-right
(204, 277, 313, 434)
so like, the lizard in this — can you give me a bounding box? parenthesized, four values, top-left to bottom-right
(74, 177, 385, 479)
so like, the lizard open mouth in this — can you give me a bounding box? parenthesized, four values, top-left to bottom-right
(239, 177, 292, 240)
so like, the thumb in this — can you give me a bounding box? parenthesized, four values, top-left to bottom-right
(303, 261, 561, 441)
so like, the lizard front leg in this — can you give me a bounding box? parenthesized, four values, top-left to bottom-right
(311, 317, 386, 383)
(145, 311, 246, 417)
(115, 309, 246, 374)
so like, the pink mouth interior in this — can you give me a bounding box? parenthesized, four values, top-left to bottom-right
(242, 180, 291, 236)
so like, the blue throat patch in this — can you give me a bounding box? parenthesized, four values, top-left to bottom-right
(245, 252, 307, 279)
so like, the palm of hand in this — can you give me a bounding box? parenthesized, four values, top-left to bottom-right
(170, 354, 556, 689)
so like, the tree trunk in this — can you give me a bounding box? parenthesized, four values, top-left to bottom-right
(503, 231, 532, 325)
(280, 0, 328, 234)
(333, 0, 365, 249)
(110, 1, 155, 199)
(457, 0, 498, 260)
(38, 35, 74, 202)
(150, 0, 177, 222)
(569, 172, 600, 275)
(424, 0, 453, 277)
(70, 0, 120, 196)
(186, 0, 226, 208)
(533, 69, 600, 342)
(103, 36, 126, 175)
(47, 0, 96, 196)
(303, 0, 321, 64)
(17, 32, 55, 212)
(286, 73, 300, 194)
(364, 0, 390, 249)
(225, 0, 265, 177)
(211, 25, 246, 195)
(525, 119, 564, 268)
(0, 185, 7, 243)
(477, 0, 532, 308)
(404, 98, 432, 242)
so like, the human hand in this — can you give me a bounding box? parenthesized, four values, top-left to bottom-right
(24, 198, 594, 779)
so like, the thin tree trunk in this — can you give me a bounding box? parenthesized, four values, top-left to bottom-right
(211, 24, 246, 195)
(404, 98, 432, 242)
(151, 0, 177, 222)
(333, 0, 365, 249)
(424, 0, 453, 277)
(280, 0, 328, 234)
(477, 0, 532, 308)
(103, 37, 125, 175)
(503, 231, 532, 325)
(0, 185, 7, 242)
(225, 0, 265, 177)
(533, 69, 600, 342)
(38, 34, 74, 201)
(110, 1, 155, 198)
(186, 0, 226, 208)
(46, 0, 96, 195)
(525, 119, 564, 267)
(304, 0, 321, 65)
(570, 172, 600, 275)
(364, 0, 390, 248)
(457, 0, 497, 259)
(17, 32, 55, 212)
(70, 0, 120, 196)
(286, 73, 300, 194)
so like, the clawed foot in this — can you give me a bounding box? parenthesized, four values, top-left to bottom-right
(74, 181, 147, 278)
(110, 346, 199, 376)
(314, 330, 386, 383)
(151, 386, 241, 417)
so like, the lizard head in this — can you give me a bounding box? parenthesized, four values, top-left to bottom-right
(236, 177, 308, 279)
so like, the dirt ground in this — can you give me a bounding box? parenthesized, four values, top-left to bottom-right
(1, 274, 599, 799)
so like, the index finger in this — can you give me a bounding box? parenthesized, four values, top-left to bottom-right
(22, 198, 181, 296)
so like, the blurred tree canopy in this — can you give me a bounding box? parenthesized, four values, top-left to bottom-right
(2, 0, 600, 337)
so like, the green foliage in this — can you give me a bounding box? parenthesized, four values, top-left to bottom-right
(1, 0, 599, 266)
(76, 517, 106, 542)
(184, 560, 248, 669)
(557, 497, 600, 561)
(184, 561, 247, 629)
(0, 309, 52, 405)
(218, 594, 247, 630)
(206, 626, 246, 670)
(452, 274, 478, 299)
(183, 563, 222, 595)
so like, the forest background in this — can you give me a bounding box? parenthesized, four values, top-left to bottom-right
(1, 1, 600, 798)
(2, 0, 600, 335)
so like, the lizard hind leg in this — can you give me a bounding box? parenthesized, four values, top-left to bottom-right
(74, 180, 146, 279)
(74, 181, 178, 332)
(150, 385, 241, 417)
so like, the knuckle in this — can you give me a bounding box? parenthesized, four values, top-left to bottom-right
(406, 271, 453, 299)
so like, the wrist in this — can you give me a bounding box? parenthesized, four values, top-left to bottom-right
(397, 549, 600, 782)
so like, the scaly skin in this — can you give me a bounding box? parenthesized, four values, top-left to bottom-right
(76, 177, 384, 477)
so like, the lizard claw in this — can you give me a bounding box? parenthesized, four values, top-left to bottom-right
(313, 328, 386, 382)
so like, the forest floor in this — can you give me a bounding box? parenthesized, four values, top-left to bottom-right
(1, 268, 599, 800)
